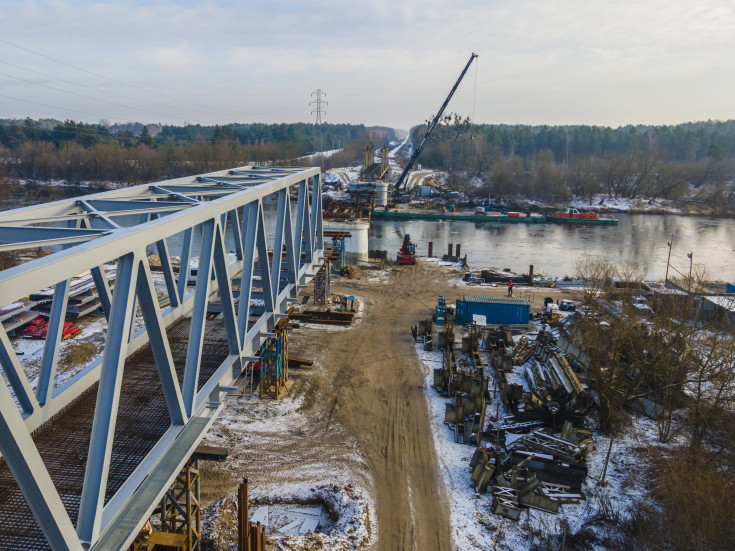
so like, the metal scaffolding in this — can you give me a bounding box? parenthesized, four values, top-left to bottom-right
(157, 456, 201, 551)
(0, 165, 325, 550)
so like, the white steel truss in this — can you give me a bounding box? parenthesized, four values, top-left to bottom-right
(0, 166, 324, 550)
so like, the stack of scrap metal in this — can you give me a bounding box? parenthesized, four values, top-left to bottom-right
(511, 336, 534, 365)
(470, 420, 593, 518)
(412, 318, 434, 350)
(433, 346, 457, 397)
(485, 326, 512, 355)
(443, 368, 489, 444)
(433, 322, 490, 445)
(498, 330, 592, 424)
(436, 319, 455, 349)
(462, 322, 483, 372)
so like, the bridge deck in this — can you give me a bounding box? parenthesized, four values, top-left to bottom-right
(0, 317, 229, 550)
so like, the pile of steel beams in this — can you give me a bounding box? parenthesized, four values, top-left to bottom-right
(470, 420, 594, 518)
(426, 320, 489, 446)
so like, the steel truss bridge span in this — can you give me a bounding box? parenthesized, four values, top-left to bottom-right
(0, 166, 325, 550)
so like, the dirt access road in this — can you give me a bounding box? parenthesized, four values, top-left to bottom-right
(325, 262, 457, 551)
(201, 261, 567, 549)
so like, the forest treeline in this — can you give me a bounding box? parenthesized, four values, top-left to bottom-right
(413, 117, 735, 207)
(0, 119, 371, 184)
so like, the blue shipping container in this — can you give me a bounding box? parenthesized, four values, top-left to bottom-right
(727, 283, 735, 294)
(456, 295, 530, 326)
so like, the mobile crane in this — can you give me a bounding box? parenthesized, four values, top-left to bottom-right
(394, 53, 478, 196)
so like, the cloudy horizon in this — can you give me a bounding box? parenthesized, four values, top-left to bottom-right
(1, 0, 733, 130)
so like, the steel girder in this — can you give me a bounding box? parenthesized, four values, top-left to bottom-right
(0, 166, 324, 550)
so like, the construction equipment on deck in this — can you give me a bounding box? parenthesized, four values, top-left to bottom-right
(394, 53, 478, 195)
(397, 234, 417, 265)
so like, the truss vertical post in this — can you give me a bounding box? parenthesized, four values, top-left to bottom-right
(237, 202, 258, 344)
(90, 266, 112, 320)
(136, 260, 187, 426)
(77, 252, 139, 545)
(182, 220, 215, 417)
(0, 328, 38, 415)
(177, 227, 193, 303)
(36, 279, 70, 406)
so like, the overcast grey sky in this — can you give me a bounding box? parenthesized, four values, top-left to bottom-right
(1, 0, 733, 129)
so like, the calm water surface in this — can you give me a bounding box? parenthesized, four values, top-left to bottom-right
(11, 189, 732, 282)
(369, 214, 735, 281)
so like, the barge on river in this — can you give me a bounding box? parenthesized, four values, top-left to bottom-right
(372, 210, 547, 224)
(546, 206, 619, 225)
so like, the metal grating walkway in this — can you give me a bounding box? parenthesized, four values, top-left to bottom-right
(0, 317, 229, 550)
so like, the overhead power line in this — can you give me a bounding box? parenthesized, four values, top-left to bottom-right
(0, 71, 196, 123)
(0, 59, 229, 119)
(0, 92, 115, 121)
(0, 38, 240, 116)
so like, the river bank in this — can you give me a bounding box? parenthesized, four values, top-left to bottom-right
(485, 194, 734, 218)
(369, 212, 735, 282)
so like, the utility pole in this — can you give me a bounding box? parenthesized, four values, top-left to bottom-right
(665, 234, 673, 286)
(687, 252, 693, 293)
(310, 89, 327, 153)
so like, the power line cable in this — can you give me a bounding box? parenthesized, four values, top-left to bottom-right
(0, 71, 206, 123)
(0, 58, 230, 119)
(0, 58, 296, 120)
(0, 38, 240, 115)
(0, 92, 118, 121)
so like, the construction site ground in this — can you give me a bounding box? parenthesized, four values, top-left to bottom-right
(198, 260, 622, 550)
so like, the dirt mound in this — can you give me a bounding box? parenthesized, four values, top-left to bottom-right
(342, 265, 363, 279)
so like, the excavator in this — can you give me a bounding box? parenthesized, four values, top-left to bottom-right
(397, 234, 417, 265)
(394, 53, 478, 200)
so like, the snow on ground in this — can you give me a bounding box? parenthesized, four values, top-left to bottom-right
(11, 312, 107, 392)
(198, 293, 374, 549)
(389, 135, 409, 159)
(325, 167, 359, 186)
(298, 149, 342, 163)
(414, 326, 658, 550)
(200, 386, 376, 550)
(568, 195, 685, 213)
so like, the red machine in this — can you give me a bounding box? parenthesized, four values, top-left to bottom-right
(397, 234, 417, 265)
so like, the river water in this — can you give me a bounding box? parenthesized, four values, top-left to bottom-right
(368, 214, 735, 281)
(6, 186, 732, 281)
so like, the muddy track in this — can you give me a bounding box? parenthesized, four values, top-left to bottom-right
(201, 261, 464, 549)
(328, 264, 453, 550)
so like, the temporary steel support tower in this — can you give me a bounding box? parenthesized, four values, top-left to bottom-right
(0, 165, 325, 550)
